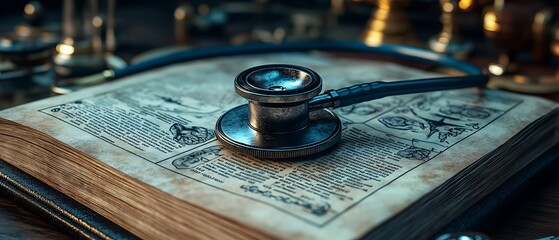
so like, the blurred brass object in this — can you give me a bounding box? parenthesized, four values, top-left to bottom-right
(552, 23, 559, 57)
(483, 1, 547, 74)
(52, 0, 125, 95)
(328, 0, 345, 26)
(488, 74, 559, 94)
(291, 12, 323, 40)
(0, 1, 58, 84)
(54, 38, 107, 77)
(54, 0, 106, 77)
(0, 1, 60, 109)
(0, 26, 58, 67)
(0, 1, 58, 67)
(483, 1, 537, 76)
(429, 0, 473, 57)
(54, 0, 124, 82)
(532, 8, 554, 62)
(105, 0, 116, 53)
(51, 69, 116, 95)
(484, 1, 559, 93)
(549, 21, 559, 93)
(51, 53, 124, 95)
(174, 3, 194, 45)
(23, 1, 44, 26)
(360, 0, 418, 46)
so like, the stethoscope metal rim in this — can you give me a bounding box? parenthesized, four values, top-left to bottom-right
(235, 64, 322, 99)
(215, 105, 342, 159)
(218, 63, 347, 159)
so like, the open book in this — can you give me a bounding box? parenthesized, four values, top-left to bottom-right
(0, 53, 558, 239)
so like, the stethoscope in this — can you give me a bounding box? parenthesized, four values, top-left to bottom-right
(73, 40, 489, 159)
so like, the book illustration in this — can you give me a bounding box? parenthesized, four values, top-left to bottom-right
(39, 90, 225, 163)
(240, 185, 332, 216)
(339, 103, 382, 116)
(114, 87, 229, 116)
(412, 111, 467, 142)
(49, 100, 93, 113)
(439, 105, 491, 119)
(173, 145, 224, 169)
(368, 93, 522, 147)
(451, 91, 522, 106)
(335, 97, 403, 123)
(135, 93, 221, 115)
(147, 95, 205, 113)
(396, 146, 432, 161)
(378, 112, 471, 144)
(340, 119, 353, 131)
(169, 123, 214, 146)
(378, 116, 426, 132)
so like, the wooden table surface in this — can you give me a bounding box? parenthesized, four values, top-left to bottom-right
(1, 168, 558, 239)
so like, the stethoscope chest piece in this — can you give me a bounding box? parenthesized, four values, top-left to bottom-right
(215, 64, 342, 159)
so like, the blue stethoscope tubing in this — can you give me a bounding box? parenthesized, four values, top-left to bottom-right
(112, 40, 487, 84)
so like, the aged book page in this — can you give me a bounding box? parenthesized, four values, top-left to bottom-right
(1, 53, 557, 239)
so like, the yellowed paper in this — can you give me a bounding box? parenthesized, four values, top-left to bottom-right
(1, 53, 557, 239)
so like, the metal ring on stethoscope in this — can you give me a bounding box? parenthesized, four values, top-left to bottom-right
(215, 64, 342, 159)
